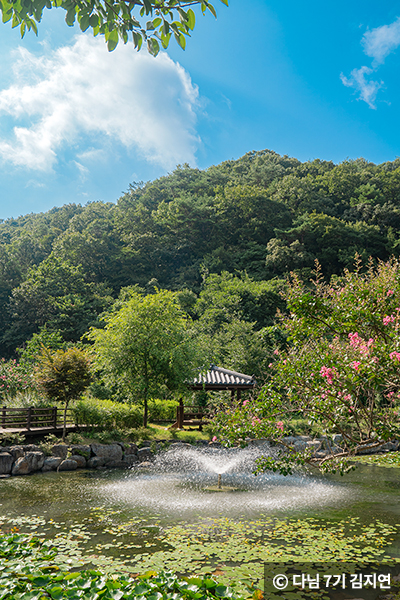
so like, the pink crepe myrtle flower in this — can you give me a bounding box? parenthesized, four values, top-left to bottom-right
(243, 400, 249, 406)
(383, 315, 395, 325)
(390, 351, 400, 362)
(273, 349, 279, 355)
(252, 418, 261, 426)
(387, 290, 394, 296)
(351, 361, 361, 370)
(276, 421, 284, 431)
(349, 332, 362, 347)
(348, 332, 373, 355)
(268, 363, 273, 368)
(212, 436, 217, 442)
(320, 366, 335, 384)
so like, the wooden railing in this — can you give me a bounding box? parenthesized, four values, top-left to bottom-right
(171, 400, 208, 430)
(0, 406, 74, 431)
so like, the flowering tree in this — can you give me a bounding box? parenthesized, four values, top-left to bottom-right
(215, 257, 400, 474)
(0, 358, 32, 401)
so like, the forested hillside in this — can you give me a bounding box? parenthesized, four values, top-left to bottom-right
(1, 149, 400, 377)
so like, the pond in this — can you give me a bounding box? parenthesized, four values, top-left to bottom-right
(1, 445, 400, 595)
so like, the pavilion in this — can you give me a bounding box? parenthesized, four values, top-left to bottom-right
(188, 364, 256, 403)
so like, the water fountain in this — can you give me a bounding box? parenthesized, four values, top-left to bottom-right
(99, 444, 351, 516)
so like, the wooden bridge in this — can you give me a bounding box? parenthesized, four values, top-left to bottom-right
(0, 406, 78, 436)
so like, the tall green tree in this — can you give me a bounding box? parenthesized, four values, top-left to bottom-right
(88, 289, 202, 426)
(3, 255, 113, 352)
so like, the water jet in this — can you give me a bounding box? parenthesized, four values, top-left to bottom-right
(99, 445, 350, 516)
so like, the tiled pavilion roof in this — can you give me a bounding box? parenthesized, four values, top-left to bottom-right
(189, 365, 256, 390)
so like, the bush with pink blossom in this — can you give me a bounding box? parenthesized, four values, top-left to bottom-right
(214, 257, 400, 475)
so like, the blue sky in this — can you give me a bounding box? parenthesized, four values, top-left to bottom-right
(1, 0, 400, 219)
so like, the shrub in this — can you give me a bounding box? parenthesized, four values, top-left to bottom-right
(148, 398, 178, 421)
(73, 397, 142, 430)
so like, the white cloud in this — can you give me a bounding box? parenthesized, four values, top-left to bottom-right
(342, 16, 400, 108)
(340, 66, 383, 109)
(362, 17, 400, 65)
(0, 36, 200, 171)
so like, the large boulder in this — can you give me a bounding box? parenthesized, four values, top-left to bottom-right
(51, 445, 69, 460)
(137, 447, 154, 462)
(69, 454, 86, 468)
(123, 443, 138, 456)
(42, 457, 62, 472)
(58, 459, 78, 471)
(3, 446, 25, 460)
(0, 452, 13, 475)
(23, 444, 42, 453)
(12, 451, 45, 475)
(123, 454, 140, 467)
(12, 457, 30, 476)
(91, 443, 123, 464)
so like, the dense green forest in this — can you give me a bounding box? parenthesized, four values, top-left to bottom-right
(2, 148, 400, 380)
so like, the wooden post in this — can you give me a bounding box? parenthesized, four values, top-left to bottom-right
(230, 389, 235, 407)
(1, 406, 6, 428)
(27, 406, 32, 431)
(237, 389, 241, 403)
(53, 406, 57, 429)
(178, 398, 184, 429)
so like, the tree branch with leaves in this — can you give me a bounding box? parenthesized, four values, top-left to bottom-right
(0, 0, 228, 53)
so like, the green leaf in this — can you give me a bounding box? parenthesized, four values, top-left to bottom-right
(161, 19, 169, 35)
(65, 8, 75, 26)
(11, 12, 20, 28)
(142, 0, 151, 14)
(186, 8, 195, 30)
(132, 30, 142, 49)
(160, 31, 171, 48)
(206, 3, 217, 18)
(89, 13, 98, 27)
(79, 14, 90, 31)
(215, 585, 229, 597)
(147, 36, 159, 56)
(49, 585, 64, 600)
(106, 28, 119, 51)
(176, 31, 186, 49)
(1, 8, 13, 23)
